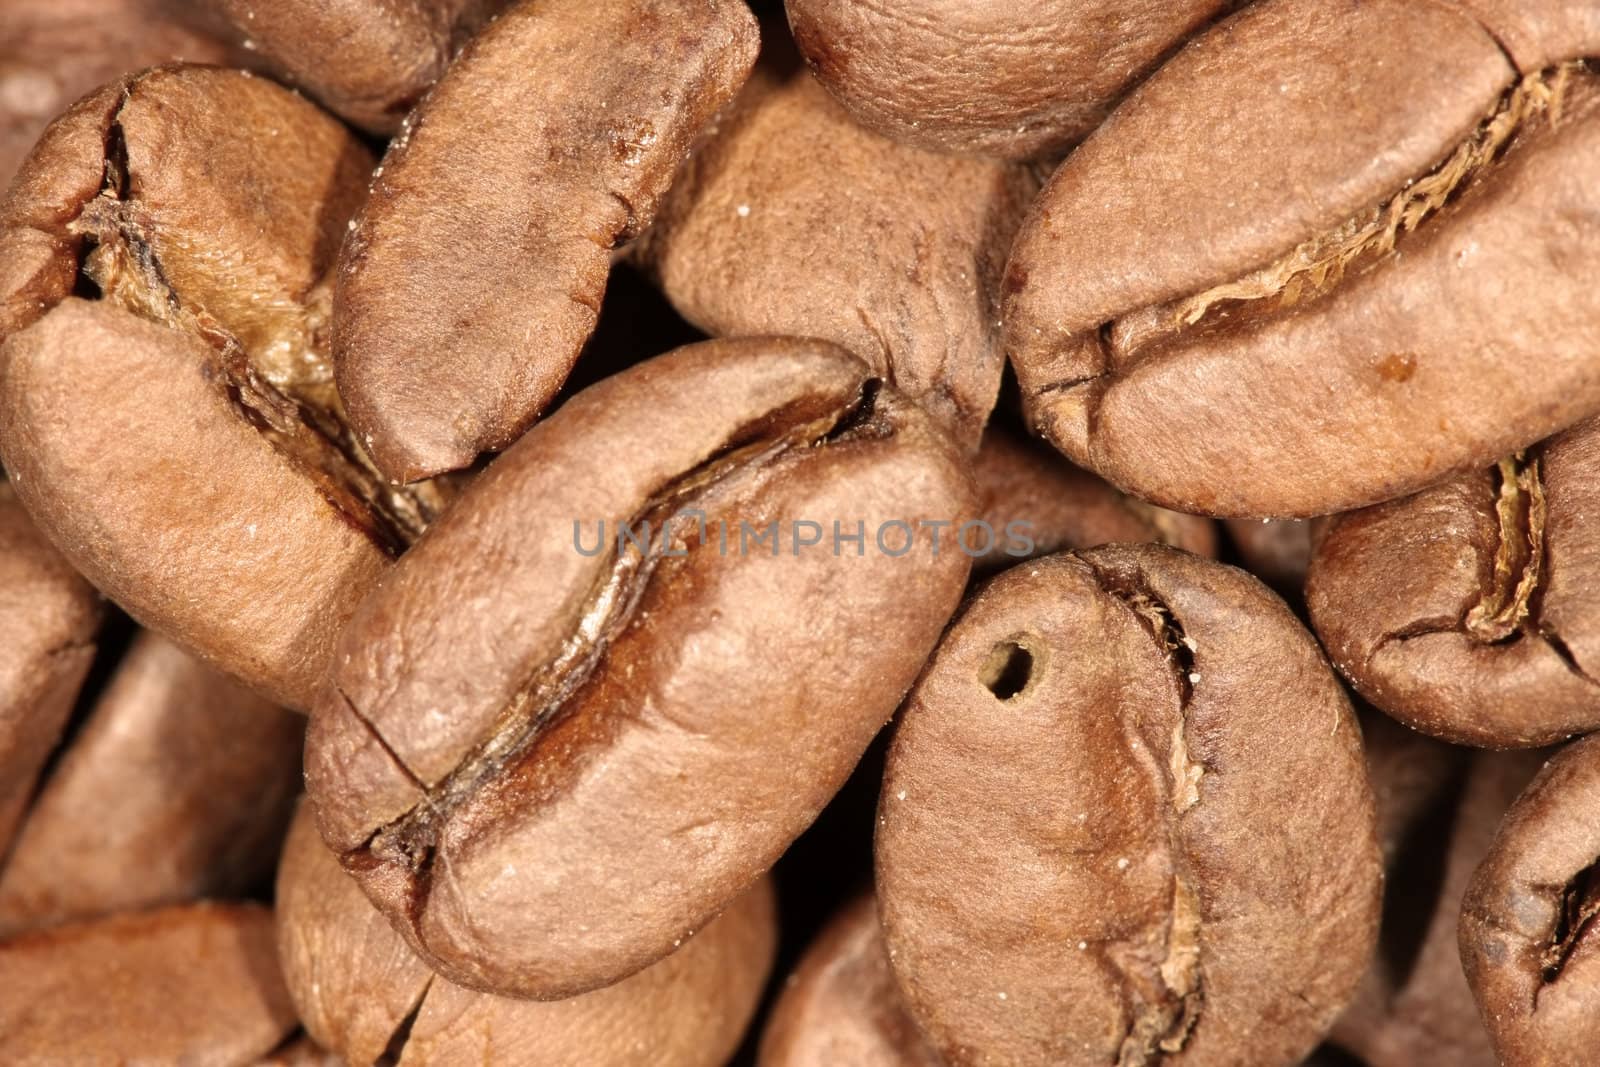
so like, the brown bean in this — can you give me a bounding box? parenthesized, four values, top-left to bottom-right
(1308, 416, 1600, 748)
(971, 427, 1217, 576)
(332, 0, 759, 483)
(1358, 709, 1473, 871)
(0, 66, 450, 709)
(304, 336, 975, 998)
(1330, 721, 1539, 1067)
(202, 0, 505, 133)
(0, 901, 298, 1064)
(633, 48, 1038, 451)
(876, 545, 1382, 1066)
(0, 631, 303, 936)
(275, 805, 777, 1067)
(784, 0, 1237, 159)
(757, 893, 942, 1067)
(1224, 518, 1313, 602)
(0, 482, 102, 858)
(1460, 733, 1600, 1065)
(1004, 0, 1600, 517)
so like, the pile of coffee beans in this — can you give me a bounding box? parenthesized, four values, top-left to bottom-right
(1, 0, 1596, 1063)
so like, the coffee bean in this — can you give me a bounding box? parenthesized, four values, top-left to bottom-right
(0, 65, 450, 709)
(633, 47, 1037, 451)
(1004, 0, 1600, 517)
(0, 631, 303, 936)
(201, 0, 504, 133)
(757, 893, 941, 1067)
(970, 427, 1216, 577)
(1358, 709, 1473, 871)
(333, 0, 759, 483)
(305, 336, 975, 999)
(876, 545, 1381, 1066)
(784, 0, 1238, 159)
(275, 805, 777, 1066)
(1330, 718, 1538, 1067)
(1, 5, 1597, 1060)
(1460, 732, 1600, 1065)
(0, 482, 102, 859)
(1308, 416, 1600, 747)
(1224, 518, 1313, 602)
(0, 901, 298, 1064)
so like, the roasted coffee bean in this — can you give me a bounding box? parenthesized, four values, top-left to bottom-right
(1004, 0, 1600, 517)
(306, 337, 974, 999)
(784, 0, 1237, 159)
(1308, 416, 1600, 748)
(1460, 733, 1600, 1065)
(0, 65, 451, 710)
(1224, 518, 1313, 601)
(333, 0, 758, 483)
(0, 0, 238, 187)
(202, 0, 504, 133)
(276, 806, 775, 1066)
(0, 901, 298, 1065)
(633, 48, 1037, 451)
(0, 482, 102, 859)
(970, 427, 1216, 576)
(1357, 709, 1473, 872)
(757, 893, 941, 1067)
(876, 545, 1382, 1066)
(0, 631, 303, 935)
(1329, 718, 1539, 1067)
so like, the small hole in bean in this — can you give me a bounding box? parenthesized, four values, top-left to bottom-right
(980, 642, 1033, 701)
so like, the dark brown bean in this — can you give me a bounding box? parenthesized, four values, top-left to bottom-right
(971, 427, 1217, 576)
(633, 47, 1038, 451)
(1308, 417, 1600, 748)
(757, 893, 941, 1067)
(1330, 720, 1539, 1067)
(1224, 518, 1313, 601)
(0, 901, 298, 1065)
(0, 65, 450, 709)
(0, 632, 303, 936)
(876, 545, 1382, 1066)
(275, 805, 777, 1066)
(202, 0, 505, 133)
(1004, 0, 1600, 517)
(784, 0, 1237, 159)
(1357, 709, 1473, 872)
(0, 482, 102, 858)
(333, 0, 759, 482)
(305, 337, 976, 998)
(1460, 733, 1600, 1065)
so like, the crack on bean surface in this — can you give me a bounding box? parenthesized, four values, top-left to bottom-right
(62, 78, 448, 556)
(1468, 452, 1546, 643)
(1543, 631, 1600, 689)
(1364, 453, 1600, 690)
(350, 380, 891, 914)
(1541, 857, 1600, 986)
(374, 976, 431, 1067)
(1086, 568, 1208, 1062)
(1102, 63, 1586, 361)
